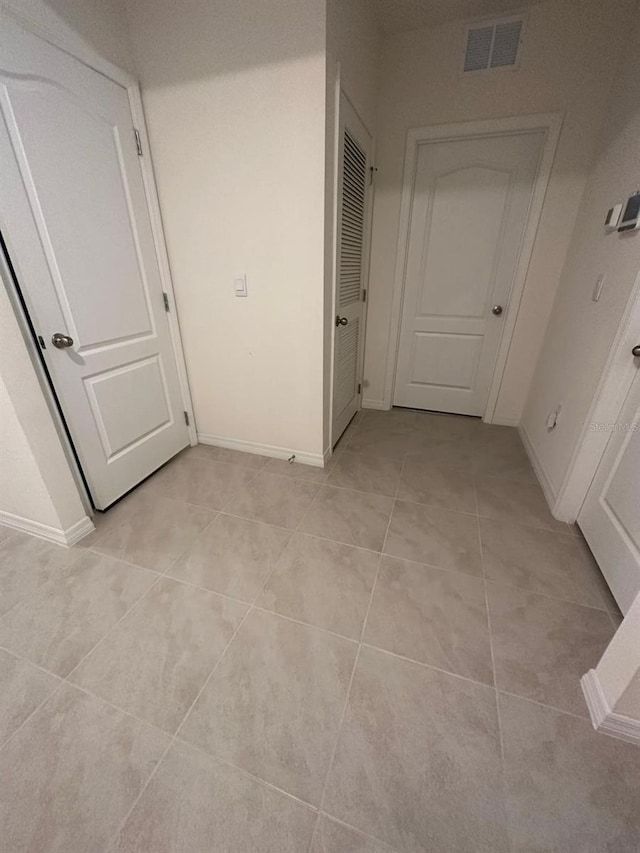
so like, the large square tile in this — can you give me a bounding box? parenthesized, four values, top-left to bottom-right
(262, 456, 330, 482)
(225, 472, 320, 528)
(397, 456, 476, 512)
(471, 430, 537, 483)
(299, 485, 394, 551)
(90, 493, 214, 571)
(190, 443, 268, 470)
(384, 500, 482, 576)
(180, 608, 357, 804)
(323, 647, 509, 852)
(0, 551, 156, 676)
(487, 582, 614, 716)
(475, 477, 569, 533)
(311, 815, 396, 852)
(480, 517, 609, 608)
(69, 577, 247, 732)
(0, 531, 76, 616)
(500, 693, 640, 852)
(142, 450, 257, 509)
(0, 683, 169, 853)
(364, 556, 493, 684)
(257, 533, 379, 638)
(326, 452, 403, 497)
(169, 513, 292, 602)
(0, 648, 59, 746)
(114, 740, 316, 853)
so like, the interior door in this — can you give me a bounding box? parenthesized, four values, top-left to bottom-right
(332, 94, 372, 445)
(0, 16, 189, 509)
(394, 131, 543, 415)
(579, 365, 640, 614)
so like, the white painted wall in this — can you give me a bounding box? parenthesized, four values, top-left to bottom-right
(363, 0, 633, 421)
(125, 0, 328, 462)
(522, 6, 640, 502)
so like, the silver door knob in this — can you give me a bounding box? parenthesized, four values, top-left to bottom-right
(51, 332, 74, 349)
(492, 305, 503, 316)
(633, 345, 640, 357)
(336, 316, 348, 327)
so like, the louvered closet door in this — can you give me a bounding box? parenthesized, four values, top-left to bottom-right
(332, 94, 372, 444)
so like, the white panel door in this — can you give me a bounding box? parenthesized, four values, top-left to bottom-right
(579, 367, 640, 614)
(394, 131, 543, 415)
(332, 94, 372, 445)
(0, 17, 189, 508)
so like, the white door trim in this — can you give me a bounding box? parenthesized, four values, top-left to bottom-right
(0, 5, 197, 447)
(380, 112, 562, 419)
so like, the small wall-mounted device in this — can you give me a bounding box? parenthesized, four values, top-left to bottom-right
(234, 274, 247, 297)
(618, 192, 640, 232)
(605, 203, 623, 231)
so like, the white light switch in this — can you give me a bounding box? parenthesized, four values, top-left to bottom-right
(234, 274, 247, 297)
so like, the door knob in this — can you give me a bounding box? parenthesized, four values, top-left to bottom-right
(633, 345, 640, 357)
(51, 332, 74, 349)
(491, 305, 503, 316)
(336, 316, 348, 327)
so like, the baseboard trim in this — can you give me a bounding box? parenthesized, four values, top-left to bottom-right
(581, 669, 640, 746)
(489, 415, 520, 427)
(361, 399, 389, 410)
(197, 433, 325, 468)
(0, 511, 95, 547)
(518, 423, 559, 513)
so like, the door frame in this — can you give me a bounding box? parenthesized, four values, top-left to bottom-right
(0, 7, 197, 468)
(381, 112, 563, 420)
(328, 80, 376, 451)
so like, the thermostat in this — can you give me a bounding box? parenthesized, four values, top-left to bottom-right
(618, 192, 640, 232)
(605, 203, 622, 230)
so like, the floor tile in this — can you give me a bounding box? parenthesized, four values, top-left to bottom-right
(346, 424, 414, 459)
(262, 456, 330, 482)
(311, 814, 396, 852)
(0, 551, 156, 676)
(475, 477, 569, 533)
(115, 740, 316, 852)
(487, 582, 614, 716)
(0, 683, 169, 853)
(364, 556, 493, 684)
(0, 648, 59, 746)
(257, 533, 379, 639)
(500, 693, 640, 852)
(384, 500, 482, 576)
(397, 455, 477, 512)
(169, 513, 291, 602)
(323, 647, 509, 852)
(480, 517, 609, 608)
(90, 493, 214, 571)
(472, 430, 537, 483)
(141, 451, 257, 510)
(0, 524, 14, 545)
(299, 485, 394, 551)
(326, 452, 403, 497)
(189, 443, 268, 469)
(225, 472, 320, 528)
(0, 531, 77, 616)
(69, 577, 247, 733)
(180, 608, 357, 805)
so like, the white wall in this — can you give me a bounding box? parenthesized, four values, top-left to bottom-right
(125, 0, 328, 462)
(522, 6, 640, 502)
(363, 0, 633, 421)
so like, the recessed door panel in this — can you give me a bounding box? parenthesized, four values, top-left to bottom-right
(409, 332, 482, 389)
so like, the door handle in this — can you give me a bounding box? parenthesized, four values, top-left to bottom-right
(632, 345, 640, 357)
(51, 332, 74, 349)
(491, 305, 503, 316)
(336, 316, 348, 327)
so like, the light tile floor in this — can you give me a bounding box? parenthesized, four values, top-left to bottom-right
(0, 409, 638, 852)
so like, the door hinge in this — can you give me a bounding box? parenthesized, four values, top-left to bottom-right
(37, 334, 46, 350)
(134, 128, 143, 156)
(162, 292, 170, 312)
(184, 411, 190, 426)
(362, 289, 367, 303)
(357, 383, 362, 395)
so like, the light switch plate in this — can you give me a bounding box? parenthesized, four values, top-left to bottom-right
(234, 274, 247, 297)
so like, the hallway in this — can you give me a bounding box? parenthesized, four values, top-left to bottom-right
(0, 409, 638, 851)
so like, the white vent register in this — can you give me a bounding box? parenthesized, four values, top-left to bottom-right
(464, 18, 523, 72)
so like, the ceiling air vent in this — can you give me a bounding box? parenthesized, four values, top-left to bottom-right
(463, 18, 523, 72)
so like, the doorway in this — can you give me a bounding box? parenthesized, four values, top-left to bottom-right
(0, 16, 192, 510)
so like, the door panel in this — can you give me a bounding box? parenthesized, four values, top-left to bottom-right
(394, 131, 544, 415)
(332, 95, 372, 444)
(0, 17, 189, 508)
(579, 370, 640, 614)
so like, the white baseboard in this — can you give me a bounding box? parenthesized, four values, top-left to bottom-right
(489, 415, 520, 427)
(361, 399, 390, 410)
(197, 433, 325, 468)
(0, 510, 95, 547)
(518, 423, 559, 512)
(581, 669, 640, 746)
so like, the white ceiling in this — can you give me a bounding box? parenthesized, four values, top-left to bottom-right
(368, 0, 544, 35)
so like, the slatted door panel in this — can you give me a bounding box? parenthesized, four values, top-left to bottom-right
(339, 129, 367, 308)
(334, 316, 360, 419)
